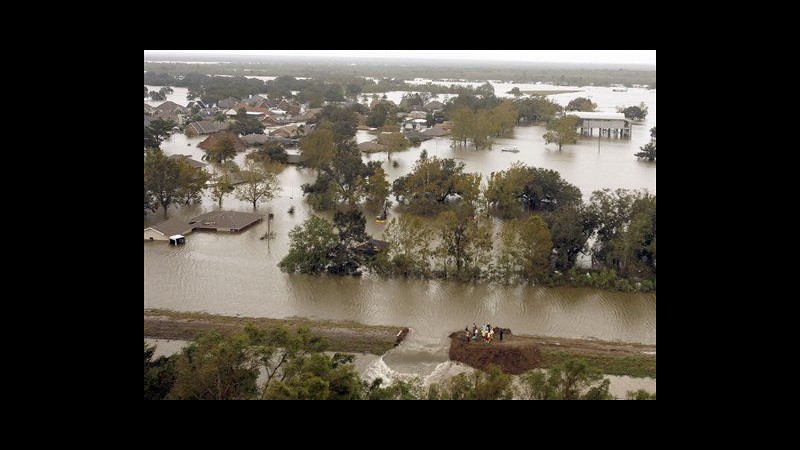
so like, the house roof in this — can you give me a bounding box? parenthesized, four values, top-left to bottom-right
(187, 120, 230, 135)
(144, 103, 155, 112)
(188, 211, 263, 230)
(145, 217, 192, 237)
(424, 100, 445, 110)
(566, 111, 630, 121)
(358, 141, 386, 153)
(198, 132, 247, 151)
(169, 154, 207, 169)
(155, 101, 187, 113)
(217, 97, 240, 108)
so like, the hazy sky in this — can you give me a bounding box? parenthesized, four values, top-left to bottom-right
(145, 50, 656, 65)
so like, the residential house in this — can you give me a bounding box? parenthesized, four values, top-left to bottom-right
(144, 217, 193, 241)
(169, 154, 207, 169)
(217, 97, 240, 109)
(424, 100, 445, 112)
(198, 131, 247, 152)
(185, 120, 230, 135)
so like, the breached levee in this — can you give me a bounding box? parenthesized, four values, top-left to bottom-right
(449, 330, 542, 374)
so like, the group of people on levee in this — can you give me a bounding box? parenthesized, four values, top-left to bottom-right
(464, 322, 504, 344)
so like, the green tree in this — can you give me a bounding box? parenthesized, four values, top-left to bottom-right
(377, 132, 409, 160)
(435, 208, 493, 280)
(650, 126, 656, 139)
(495, 216, 553, 283)
(449, 106, 474, 147)
(543, 115, 579, 150)
(585, 189, 656, 278)
(366, 378, 424, 400)
(144, 86, 148, 98)
(542, 205, 594, 272)
(144, 148, 209, 217)
(144, 342, 176, 400)
(392, 155, 467, 215)
(519, 359, 613, 400)
(145, 118, 176, 148)
(328, 209, 371, 276)
(144, 184, 155, 216)
(159, 86, 174, 97)
(168, 331, 260, 400)
(635, 142, 656, 161)
(149, 91, 166, 101)
(379, 214, 435, 277)
(513, 96, 562, 122)
(202, 133, 238, 164)
(485, 163, 581, 217)
(365, 167, 390, 212)
(566, 97, 597, 112)
(300, 127, 335, 172)
(627, 389, 657, 400)
(235, 159, 281, 210)
(508, 87, 522, 97)
(620, 102, 648, 121)
(210, 167, 237, 209)
(279, 215, 339, 274)
(431, 365, 514, 400)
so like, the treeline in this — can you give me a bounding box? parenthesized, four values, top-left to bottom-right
(144, 61, 657, 87)
(441, 83, 563, 149)
(144, 72, 266, 104)
(145, 326, 654, 400)
(284, 142, 655, 290)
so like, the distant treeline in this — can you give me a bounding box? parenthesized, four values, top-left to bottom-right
(144, 61, 656, 88)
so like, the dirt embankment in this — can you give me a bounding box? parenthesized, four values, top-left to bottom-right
(448, 330, 656, 378)
(144, 309, 408, 355)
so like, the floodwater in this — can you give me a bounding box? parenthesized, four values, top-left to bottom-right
(145, 79, 656, 378)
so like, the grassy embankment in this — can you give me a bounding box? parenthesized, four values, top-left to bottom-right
(449, 331, 656, 378)
(144, 309, 406, 355)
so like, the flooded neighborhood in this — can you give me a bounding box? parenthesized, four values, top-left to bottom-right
(144, 50, 656, 400)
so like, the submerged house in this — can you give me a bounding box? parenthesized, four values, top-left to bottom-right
(144, 217, 193, 241)
(169, 154, 206, 169)
(188, 211, 263, 232)
(566, 111, 632, 138)
(185, 120, 230, 135)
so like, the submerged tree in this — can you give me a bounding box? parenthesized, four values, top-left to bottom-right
(235, 159, 281, 210)
(566, 97, 597, 112)
(202, 133, 238, 164)
(543, 115, 579, 151)
(209, 165, 237, 209)
(144, 147, 209, 217)
(495, 215, 553, 283)
(378, 214, 435, 277)
(279, 215, 339, 274)
(635, 142, 656, 161)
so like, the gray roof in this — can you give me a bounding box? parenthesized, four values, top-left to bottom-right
(217, 97, 240, 109)
(241, 134, 272, 145)
(187, 120, 230, 135)
(424, 100, 445, 110)
(145, 217, 192, 237)
(188, 210, 263, 231)
(144, 115, 152, 127)
(144, 102, 155, 112)
(155, 101, 188, 113)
